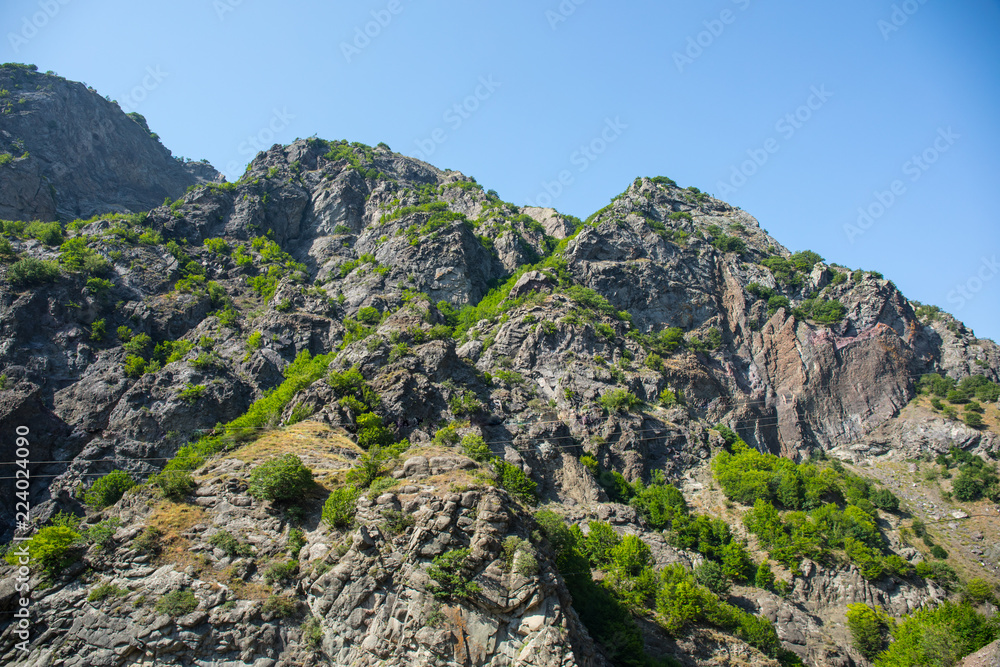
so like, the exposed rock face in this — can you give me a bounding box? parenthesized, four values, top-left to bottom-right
(0, 65, 220, 222)
(1, 438, 601, 667)
(0, 70, 999, 667)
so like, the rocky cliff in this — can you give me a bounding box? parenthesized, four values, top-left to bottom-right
(0, 64, 220, 222)
(0, 67, 999, 667)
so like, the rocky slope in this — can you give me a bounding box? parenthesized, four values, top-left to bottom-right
(0, 64, 220, 222)
(0, 68, 999, 667)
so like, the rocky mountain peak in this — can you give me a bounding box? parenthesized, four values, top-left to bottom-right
(1, 68, 999, 667)
(0, 63, 220, 222)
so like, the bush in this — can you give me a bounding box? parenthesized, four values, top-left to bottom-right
(123, 355, 147, 378)
(382, 508, 415, 534)
(878, 601, 999, 667)
(83, 470, 136, 509)
(322, 485, 360, 529)
(599, 388, 641, 413)
(846, 603, 892, 660)
(263, 560, 299, 585)
(930, 545, 949, 559)
(88, 582, 127, 603)
(4, 525, 81, 576)
(262, 594, 298, 618)
(247, 454, 314, 502)
(609, 534, 653, 578)
(8, 257, 60, 286)
(460, 434, 492, 462)
(965, 578, 995, 605)
(492, 459, 538, 504)
(658, 389, 677, 408)
(177, 383, 206, 405)
(964, 412, 984, 428)
(427, 548, 481, 600)
(155, 590, 198, 617)
(694, 560, 732, 597)
(582, 521, 621, 567)
(356, 306, 381, 325)
(209, 530, 253, 559)
(153, 471, 196, 500)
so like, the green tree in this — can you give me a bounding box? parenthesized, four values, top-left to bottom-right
(84, 470, 136, 509)
(247, 454, 314, 502)
(847, 603, 892, 660)
(694, 560, 731, 597)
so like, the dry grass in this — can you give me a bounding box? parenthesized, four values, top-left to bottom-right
(147, 501, 208, 571)
(227, 421, 362, 488)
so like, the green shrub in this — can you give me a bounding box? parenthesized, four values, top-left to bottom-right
(209, 530, 253, 558)
(427, 548, 481, 600)
(461, 434, 491, 462)
(930, 545, 949, 559)
(346, 444, 392, 488)
(302, 614, 324, 648)
(356, 306, 381, 325)
(153, 470, 196, 500)
(246, 331, 263, 351)
(8, 257, 60, 285)
(203, 237, 230, 254)
(84, 470, 136, 509)
(694, 560, 731, 597)
(846, 603, 892, 660)
(26, 221, 63, 246)
(877, 601, 998, 667)
(87, 582, 128, 603)
(262, 594, 298, 617)
(322, 485, 360, 529)
(123, 355, 147, 378)
(177, 383, 206, 405)
(658, 388, 677, 408)
(155, 590, 198, 616)
(4, 525, 81, 576)
(599, 388, 641, 413)
(382, 508, 416, 534)
(492, 459, 538, 504)
(609, 534, 653, 578)
(133, 526, 163, 555)
(248, 454, 314, 502)
(433, 423, 460, 447)
(965, 578, 995, 605)
(90, 318, 107, 342)
(263, 559, 299, 585)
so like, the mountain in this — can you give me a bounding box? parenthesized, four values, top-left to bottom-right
(1, 67, 999, 667)
(0, 63, 221, 222)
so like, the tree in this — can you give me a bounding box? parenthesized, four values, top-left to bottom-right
(84, 470, 136, 510)
(846, 603, 892, 660)
(609, 535, 652, 578)
(247, 454, 314, 502)
(694, 560, 731, 597)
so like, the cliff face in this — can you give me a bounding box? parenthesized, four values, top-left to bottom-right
(0, 64, 220, 222)
(0, 70, 999, 667)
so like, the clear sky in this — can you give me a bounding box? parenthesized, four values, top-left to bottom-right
(3, 0, 999, 341)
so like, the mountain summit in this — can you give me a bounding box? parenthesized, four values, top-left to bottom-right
(1, 65, 999, 667)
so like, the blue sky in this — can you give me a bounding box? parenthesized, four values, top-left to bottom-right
(3, 0, 999, 341)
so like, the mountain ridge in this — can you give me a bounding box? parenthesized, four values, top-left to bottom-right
(0, 65, 999, 667)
